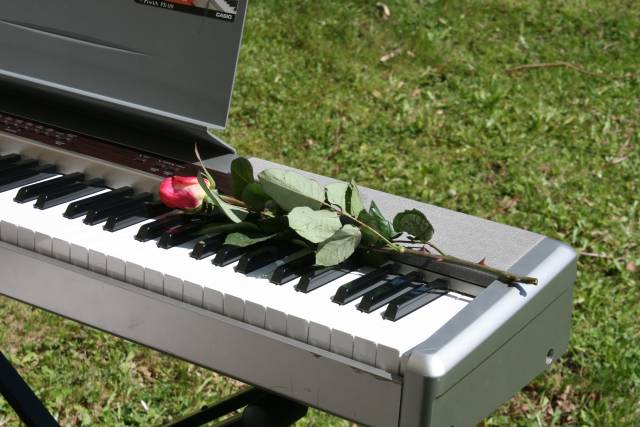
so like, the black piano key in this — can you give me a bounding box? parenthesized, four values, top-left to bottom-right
(104, 202, 171, 232)
(0, 158, 38, 174)
(0, 165, 58, 193)
(235, 244, 300, 274)
(14, 172, 85, 203)
(190, 234, 227, 259)
(157, 219, 213, 249)
(270, 252, 316, 285)
(212, 241, 274, 267)
(34, 178, 106, 209)
(357, 273, 421, 313)
(383, 279, 449, 321)
(64, 187, 134, 218)
(332, 267, 394, 305)
(0, 153, 21, 167)
(295, 259, 362, 293)
(0, 163, 56, 183)
(135, 213, 191, 242)
(85, 193, 153, 225)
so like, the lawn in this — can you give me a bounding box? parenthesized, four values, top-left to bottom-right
(1, 0, 639, 425)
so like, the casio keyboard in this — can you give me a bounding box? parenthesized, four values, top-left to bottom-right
(0, 1, 576, 426)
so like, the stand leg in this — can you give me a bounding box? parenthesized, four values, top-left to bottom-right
(165, 387, 262, 427)
(235, 393, 308, 427)
(164, 387, 308, 427)
(0, 351, 59, 427)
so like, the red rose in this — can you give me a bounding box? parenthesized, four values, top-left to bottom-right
(159, 176, 208, 209)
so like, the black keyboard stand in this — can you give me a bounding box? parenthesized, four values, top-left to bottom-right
(1, 351, 307, 427)
(164, 387, 308, 427)
(0, 351, 58, 427)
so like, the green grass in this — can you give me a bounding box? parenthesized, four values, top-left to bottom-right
(2, 0, 639, 425)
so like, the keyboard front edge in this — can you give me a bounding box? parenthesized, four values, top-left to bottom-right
(0, 241, 402, 427)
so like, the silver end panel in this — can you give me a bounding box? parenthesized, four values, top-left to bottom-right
(399, 237, 576, 427)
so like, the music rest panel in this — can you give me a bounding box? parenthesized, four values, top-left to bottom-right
(0, 0, 247, 128)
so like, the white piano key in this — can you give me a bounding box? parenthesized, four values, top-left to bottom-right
(0, 222, 18, 245)
(203, 287, 224, 313)
(126, 261, 146, 288)
(354, 337, 377, 366)
(107, 255, 126, 281)
(70, 242, 89, 267)
(286, 314, 308, 342)
(224, 294, 245, 321)
(35, 231, 52, 256)
(244, 284, 277, 330)
(88, 249, 107, 274)
(376, 345, 401, 374)
(164, 274, 184, 301)
(183, 280, 204, 307)
(17, 226, 35, 251)
(308, 322, 331, 351)
(331, 330, 354, 359)
(52, 237, 71, 261)
(265, 307, 286, 335)
(245, 301, 266, 328)
(144, 267, 164, 294)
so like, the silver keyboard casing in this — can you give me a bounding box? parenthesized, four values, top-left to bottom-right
(0, 133, 576, 426)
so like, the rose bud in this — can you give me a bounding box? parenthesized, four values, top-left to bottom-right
(159, 176, 208, 210)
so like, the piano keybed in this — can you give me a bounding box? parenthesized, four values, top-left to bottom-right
(0, 141, 478, 376)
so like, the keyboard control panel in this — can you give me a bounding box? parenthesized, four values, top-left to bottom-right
(0, 112, 202, 180)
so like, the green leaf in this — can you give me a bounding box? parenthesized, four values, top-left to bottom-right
(347, 180, 364, 218)
(326, 182, 349, 211)
(258, 169, 325, 211)
(197, 173, 247, 223)
(241, 182, 271, 211)
(224, 232, 276, 247)
(287, 207, 342, 243)
(230, 157, 255, 198)
(393, 209, 434, 242)
(326, 181, 364, 218)
(315, 225, 362, 266)
(369, 201, 394, 238)
(358, 200, 394, 246)
(358, 210, 380, 246)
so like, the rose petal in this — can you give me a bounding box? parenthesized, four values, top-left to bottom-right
(159, 176, 208, 209)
